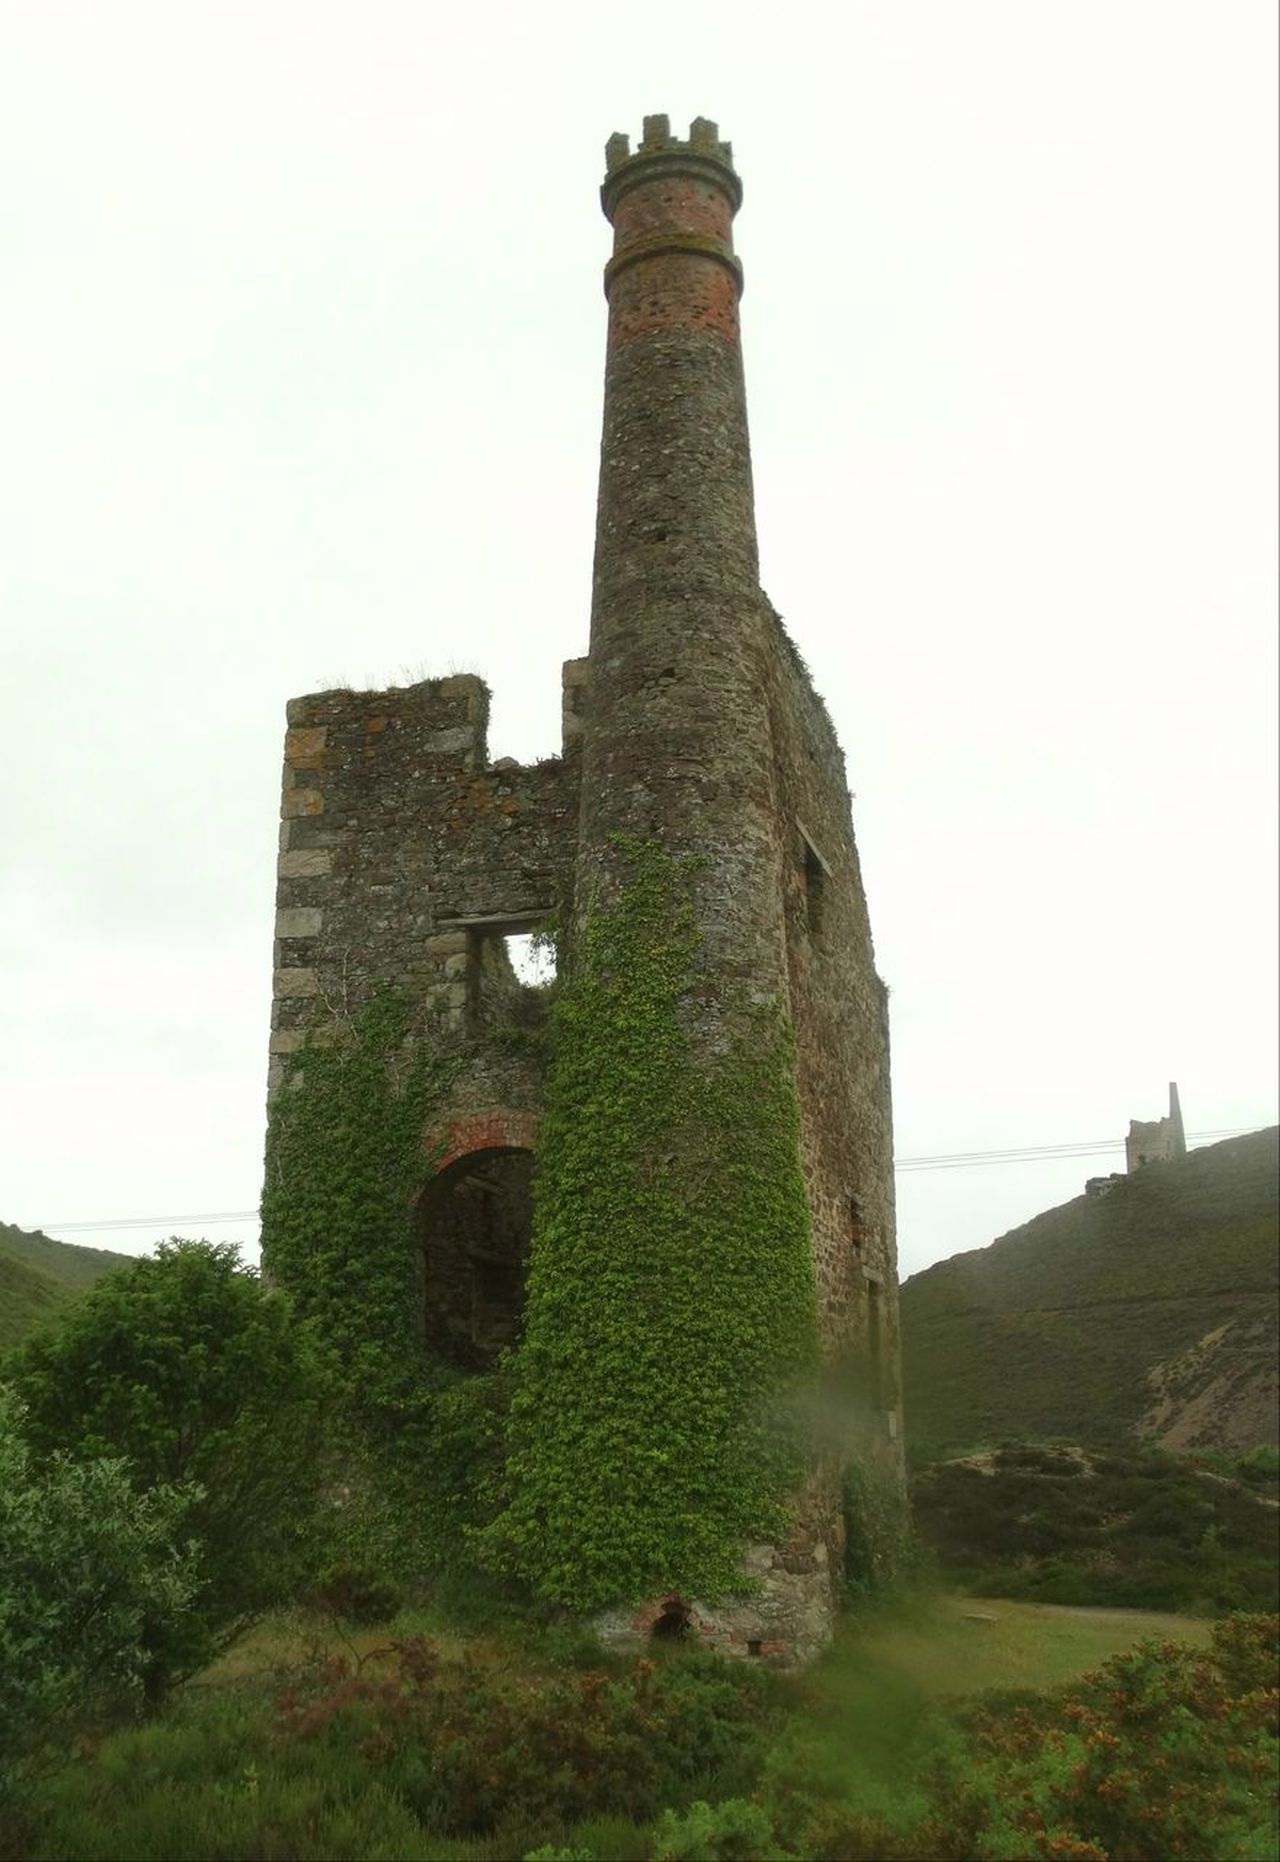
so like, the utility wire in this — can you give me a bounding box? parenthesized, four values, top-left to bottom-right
(32, 1125, 1268, 1235)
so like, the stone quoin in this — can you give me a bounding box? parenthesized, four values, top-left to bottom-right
(262, 115, 903, 1664)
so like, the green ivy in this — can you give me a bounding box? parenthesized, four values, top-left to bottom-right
(260, 989, 447, 1405)
(259, 991, 503, 1574)
(488, 840, 820, 1611)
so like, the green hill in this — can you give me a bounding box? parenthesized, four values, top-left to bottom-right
(912, 1439, 1279, 1613)
(0, 1221, 125, 1349)
(900, 1128, 1279, 1461)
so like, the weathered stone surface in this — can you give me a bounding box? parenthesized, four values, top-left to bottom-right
(281, 787, 324, 819)
(278, 848, 334, 879)
(273, 967, 320, 998)
(285, 725, 328, 770)
(274, 906, 323, 939)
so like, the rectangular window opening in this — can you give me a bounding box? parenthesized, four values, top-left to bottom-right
(849, 1196, 865, 1254)
(804, 845, 825, 935)
(504, 930, 557, 988)
(798, 822, 830, 939)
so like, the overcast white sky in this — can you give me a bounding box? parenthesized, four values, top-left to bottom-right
(2, 0, 1276, 1284)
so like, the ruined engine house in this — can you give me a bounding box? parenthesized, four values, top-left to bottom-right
(264, 117, 903, 1660)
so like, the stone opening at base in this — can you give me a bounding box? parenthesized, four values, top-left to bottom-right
(651, 1599, 692, 1642)
(416, 1145, 533, 1372)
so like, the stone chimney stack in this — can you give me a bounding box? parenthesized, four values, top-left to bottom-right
(1168, 1082, 1187, 1157)
(578, 116, 785, 1004)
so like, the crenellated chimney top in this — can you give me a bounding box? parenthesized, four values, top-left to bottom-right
(601, 114, 741, 220)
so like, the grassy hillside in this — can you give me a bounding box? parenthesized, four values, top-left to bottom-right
(913, 1440, 1280, 1614)
(0, 1221, 125, 1349)
(901, 1128, 1279, 1461)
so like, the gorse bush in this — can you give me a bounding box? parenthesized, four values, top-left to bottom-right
(6, 1240, 332, 1676)
(921, 1614, 1279, 1860)
(274, 1639, 780, 1841)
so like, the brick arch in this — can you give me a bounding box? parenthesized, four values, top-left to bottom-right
(426, 1108, 540, 1175)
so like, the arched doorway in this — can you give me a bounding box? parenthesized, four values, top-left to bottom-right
(416, 1145, 533, 1371)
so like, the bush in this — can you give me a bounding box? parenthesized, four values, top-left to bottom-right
(0, 1388, 200, 1798)
(20, 1691, 438, 1861)
(6, 1240, 333, 1673)
(274, 1640, 780, 1840)
(651, 1798, 792, 1861)
(923, 1615, 1280, 1860)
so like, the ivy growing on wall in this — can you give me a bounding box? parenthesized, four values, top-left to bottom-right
(261, 990, 445, 1403)
(487, 839, 820, 1611)
(259, 991, 501, 1573)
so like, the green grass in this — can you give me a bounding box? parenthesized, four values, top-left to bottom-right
(901, 1128, 1279, 1460)
(852, 1592, 1214, 1695)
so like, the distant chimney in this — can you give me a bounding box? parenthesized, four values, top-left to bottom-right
(1168, 1081, 1186, 1158)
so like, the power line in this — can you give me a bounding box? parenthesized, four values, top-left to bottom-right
(32, 1125, 1269, 1235)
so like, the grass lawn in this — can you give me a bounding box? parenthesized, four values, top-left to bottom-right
(854, 1592, 1214, 1697)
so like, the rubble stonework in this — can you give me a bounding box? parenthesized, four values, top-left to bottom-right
(263, 117, 903, 1663)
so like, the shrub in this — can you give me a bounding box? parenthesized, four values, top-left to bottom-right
(6, 1240, 332, 1673)
(0, 1388, 200, 1798)
(925, 1615, 1280, 1860)
(651, 1798, 793, 1861)
(274, 1640, 780, 1839)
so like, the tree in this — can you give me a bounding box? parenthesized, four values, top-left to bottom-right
(0, 1387, 200, 1792)
(7, 1240, 333, 1663)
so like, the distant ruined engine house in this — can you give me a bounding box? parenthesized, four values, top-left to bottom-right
(264, 118, 903, 1662)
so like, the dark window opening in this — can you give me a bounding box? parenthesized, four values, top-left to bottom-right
(849, 1196, 866, 1254)
(865, 1275, 885, 1407)
(801, 833, 827, 937)
(416, 1147, 533, 1371)
(747, 1638, 763, 1657)
(652, 1601, 691, 1642)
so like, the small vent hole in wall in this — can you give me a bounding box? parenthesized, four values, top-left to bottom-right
(505, 932, 556, 988)
(652, 1601, 691, 1642)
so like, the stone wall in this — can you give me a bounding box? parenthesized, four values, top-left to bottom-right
(268, 673, 577, 1113)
